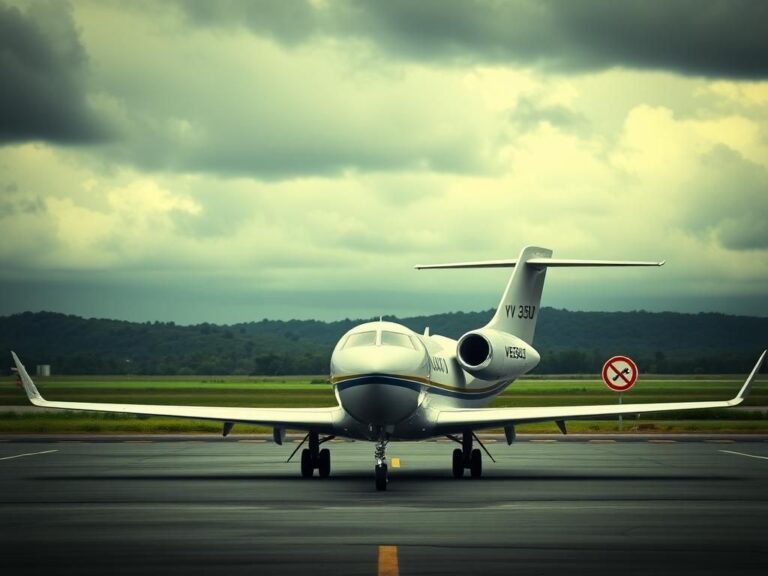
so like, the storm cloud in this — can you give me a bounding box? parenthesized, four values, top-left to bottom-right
(180, 0, 320, 46)
(175, 0, 768, 79)
(0, 2, 766, 323)
(0, 1, 107, 144)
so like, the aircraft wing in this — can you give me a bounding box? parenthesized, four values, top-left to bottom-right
(434, 350, 766, 434)
(11, 352, 342, 434)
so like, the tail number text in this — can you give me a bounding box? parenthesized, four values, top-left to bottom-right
(505, 305, 536, 320)
(505, 346, 527, 360)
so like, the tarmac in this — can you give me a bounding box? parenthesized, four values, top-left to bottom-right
(1, 436, 767, 575)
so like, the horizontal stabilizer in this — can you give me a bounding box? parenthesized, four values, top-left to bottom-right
(415, 258, 665, 270)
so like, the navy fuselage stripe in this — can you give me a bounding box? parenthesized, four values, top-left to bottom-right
(335, 374, 506, 400)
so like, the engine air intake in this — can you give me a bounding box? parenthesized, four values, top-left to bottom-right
(458, 333, 491, 367)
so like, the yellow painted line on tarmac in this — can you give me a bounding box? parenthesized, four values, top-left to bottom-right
(124, 440, 153, 444)
(378, 545, 399, 576)
(589, 439, 616, 444)
(238, 439, 266, 443)
(648, 439, 676, 443)
(706, 439, 735, 443)
(530, 439, 557, 443)
(391, 458, 401, 468)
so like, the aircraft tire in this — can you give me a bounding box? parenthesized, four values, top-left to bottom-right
(375, 464, 388, 491)
(452, 448, 464, 478)
(300, 448, 314, 478)
(470, 448, 482, 478)
(318, 448, 331, 478)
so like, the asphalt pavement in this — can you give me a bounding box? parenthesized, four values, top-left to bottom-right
(1, 437, 767, 575)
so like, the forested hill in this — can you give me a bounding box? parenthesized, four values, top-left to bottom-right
(1, 309, 766, 375)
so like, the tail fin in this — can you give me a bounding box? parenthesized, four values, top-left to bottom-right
(415, 246, 664, 345)
(485, 246, 551, 343)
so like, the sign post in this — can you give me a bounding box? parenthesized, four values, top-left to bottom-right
(601, 355, 639, 431)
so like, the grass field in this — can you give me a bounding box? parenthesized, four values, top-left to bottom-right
(1, 374, 766, 434)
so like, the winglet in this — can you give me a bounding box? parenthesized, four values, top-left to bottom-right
(10, 352, 45, 405)
(731, 350, 766, 404)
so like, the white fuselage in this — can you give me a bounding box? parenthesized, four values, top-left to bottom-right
(329, 321, 538, 441)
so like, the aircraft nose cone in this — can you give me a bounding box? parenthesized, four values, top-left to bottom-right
(331, 346, 428, 426)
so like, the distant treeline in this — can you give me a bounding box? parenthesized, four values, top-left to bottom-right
(1, 309, 766, 376)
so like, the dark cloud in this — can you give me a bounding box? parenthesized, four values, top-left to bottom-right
(349, 0, 768, 78)
(0, 1, 107, 144)
(554, 1, 768, 79)
(176, 0, 768, 79)
(178, 0, 320, 45)
(335, 0, 550, 63)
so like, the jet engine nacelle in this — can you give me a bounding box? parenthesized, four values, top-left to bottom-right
(456, 328, 540, 380)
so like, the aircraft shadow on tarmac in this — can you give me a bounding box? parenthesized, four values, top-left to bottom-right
(36, 469, 736, 483)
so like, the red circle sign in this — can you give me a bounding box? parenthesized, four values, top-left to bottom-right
(601, 356, 638, 392)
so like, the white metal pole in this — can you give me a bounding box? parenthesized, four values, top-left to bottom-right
(618, 393, 623, 431)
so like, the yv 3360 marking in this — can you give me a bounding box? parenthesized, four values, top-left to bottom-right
(12, 246, 766, 491)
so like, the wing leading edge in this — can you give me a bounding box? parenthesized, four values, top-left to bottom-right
(11, 352, 342, 434)
(435, 350, 766, 434)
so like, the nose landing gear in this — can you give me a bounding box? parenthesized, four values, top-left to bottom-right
(374, 433, 389, 491)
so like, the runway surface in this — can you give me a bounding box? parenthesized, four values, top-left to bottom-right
(1, 437, 768, 575)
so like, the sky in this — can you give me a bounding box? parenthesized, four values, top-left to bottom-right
(1, 0, 767, 324)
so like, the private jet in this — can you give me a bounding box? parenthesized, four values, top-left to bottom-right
(12, 246, 766, 490)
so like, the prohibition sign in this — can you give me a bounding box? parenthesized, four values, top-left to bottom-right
(601, 355, 638, 392)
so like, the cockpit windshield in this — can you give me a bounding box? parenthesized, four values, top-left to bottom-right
(343, 329, 417, 350)
(343, 331, 377, 349)
(381, 331, 416, 350)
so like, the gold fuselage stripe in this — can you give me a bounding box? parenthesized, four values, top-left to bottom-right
(331, 373, 509, 395)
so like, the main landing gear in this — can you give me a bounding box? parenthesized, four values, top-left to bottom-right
(450, 430, 494, 479)
(289, 431, 334, 478)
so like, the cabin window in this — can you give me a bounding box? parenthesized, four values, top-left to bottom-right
(380, 331, 416, 349)
(343, 331, 377, 348)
